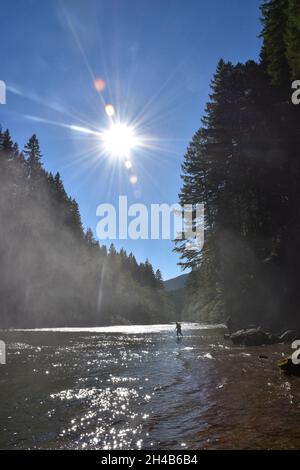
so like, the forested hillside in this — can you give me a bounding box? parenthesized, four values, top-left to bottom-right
(0, 129, 174, 327)
(177, 0, 300, 329)
(164, 273, 188, 291)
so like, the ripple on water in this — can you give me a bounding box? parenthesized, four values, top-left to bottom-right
(0, 324, 299, 450)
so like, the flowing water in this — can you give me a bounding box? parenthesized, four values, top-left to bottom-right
(0, 323, 299, 449)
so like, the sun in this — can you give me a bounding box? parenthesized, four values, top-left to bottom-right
(102, 122, 138, 158)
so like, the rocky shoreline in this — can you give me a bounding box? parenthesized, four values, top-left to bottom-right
(227, 328, 298, 347)
(224, 327, 300, 376)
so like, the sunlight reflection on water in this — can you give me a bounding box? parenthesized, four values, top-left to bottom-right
(0, 323, 300, 450)
(9, 322, 224, 334)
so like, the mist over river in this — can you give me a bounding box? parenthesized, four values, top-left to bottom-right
(0, 323, 299, 449)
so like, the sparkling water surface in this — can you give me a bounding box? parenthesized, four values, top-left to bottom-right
(0, 323, 299, 449)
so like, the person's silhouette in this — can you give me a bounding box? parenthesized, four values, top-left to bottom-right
(176, 322, 183, 337)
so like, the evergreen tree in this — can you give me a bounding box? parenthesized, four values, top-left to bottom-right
(260, 0, 289, 86)
(176, 0, 300, 329)
(155, 269, 164, 289)
(24, 134, 43, 177)
(285, 0, 300, 79)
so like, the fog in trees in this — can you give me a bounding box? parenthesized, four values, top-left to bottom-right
(177, 0, 300, 330)
(0, 129, 174, 327)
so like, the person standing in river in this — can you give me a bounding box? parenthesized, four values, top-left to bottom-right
(176, 322, 183, 337)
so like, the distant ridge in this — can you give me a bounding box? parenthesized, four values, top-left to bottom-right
(164, 273, 189, 291)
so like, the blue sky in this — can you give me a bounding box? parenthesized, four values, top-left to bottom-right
(0, 0, 262, 280)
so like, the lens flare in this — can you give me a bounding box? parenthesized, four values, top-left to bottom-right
(129, 175, 138, 184)
(124, 160, 132, 169)
(102, 123, 138, 158)
(105, 104, 115, 117)
(94, 78, 106, 92)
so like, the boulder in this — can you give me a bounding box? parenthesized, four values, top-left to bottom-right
(266, 333, 280, 344)
(229, 327, 298, 347)
(230, 328, 270, 346)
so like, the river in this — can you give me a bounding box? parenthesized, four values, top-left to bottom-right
(0, 323, 299, 449)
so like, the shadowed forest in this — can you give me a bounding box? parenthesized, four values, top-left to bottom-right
(178, 0, 300, 330)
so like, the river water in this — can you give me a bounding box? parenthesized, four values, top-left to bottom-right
(0, 323, 299, 449)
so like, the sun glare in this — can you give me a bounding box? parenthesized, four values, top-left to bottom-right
(102, 123, 138, 158)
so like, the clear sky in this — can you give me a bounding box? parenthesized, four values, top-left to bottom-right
(0, 0, 262, 280)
